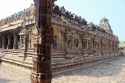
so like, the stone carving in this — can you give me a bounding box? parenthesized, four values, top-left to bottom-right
(0, 5, 33, 26)
(99, 17, 113, 33)
(0, 4, 87, 27)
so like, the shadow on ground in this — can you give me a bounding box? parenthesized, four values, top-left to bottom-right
(0, 78, 11, 83)
(54, 56, 125, 78)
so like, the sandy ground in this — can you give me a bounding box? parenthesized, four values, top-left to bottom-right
(0, 62, 31, 83)
(1, 56, 125, 83)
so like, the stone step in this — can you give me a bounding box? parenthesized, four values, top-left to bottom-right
(1, 58, 32, 69)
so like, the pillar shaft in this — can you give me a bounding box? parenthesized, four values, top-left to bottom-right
(2, 35, 5, 49)
(13, 33, 18, 49)
(0, 35, 2, 48)
(7, 35, 11, 49)
(32, 0, 55, 83)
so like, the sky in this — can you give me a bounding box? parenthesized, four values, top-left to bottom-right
(0, 0, 125, 41)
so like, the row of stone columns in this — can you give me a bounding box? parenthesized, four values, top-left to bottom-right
(0, 32, 19, 49)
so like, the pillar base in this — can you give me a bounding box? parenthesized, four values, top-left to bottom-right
(31, 72, 51, 83)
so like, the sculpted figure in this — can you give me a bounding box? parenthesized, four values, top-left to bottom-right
(60, 6, 66, 16)
(53, 5, 60, 15)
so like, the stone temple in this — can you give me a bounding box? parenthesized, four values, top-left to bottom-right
(0, 4, 119, 73)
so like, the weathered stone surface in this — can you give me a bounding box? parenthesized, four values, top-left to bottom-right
(1, 56, 125, 83)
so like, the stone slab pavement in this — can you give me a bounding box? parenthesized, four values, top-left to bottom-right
(1, 56, 125, 83)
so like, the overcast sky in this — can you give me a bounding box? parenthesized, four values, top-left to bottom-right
(0, 0, 124, 41)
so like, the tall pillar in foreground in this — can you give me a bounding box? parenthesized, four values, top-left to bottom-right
(32, 0, 56, 83)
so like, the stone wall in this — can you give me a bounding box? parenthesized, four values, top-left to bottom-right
(0, 4, 119, 71)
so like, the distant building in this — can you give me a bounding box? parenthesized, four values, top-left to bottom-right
(119, 42, 125, 48)
(119, 42, 125, 55)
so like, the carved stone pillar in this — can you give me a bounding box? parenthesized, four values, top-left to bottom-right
(7, 35, 11, 49)
(0, 35, 2, 48)
(2, 35, 5, 49)
(13, 33, 18, 49)
(32, 0, 55, 83)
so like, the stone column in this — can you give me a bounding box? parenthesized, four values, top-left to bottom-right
(7, 35, 11, 49)
(13, 33, 18, 49)
(0, 35, 2, 48)
(2, 35, 5, 49)
(32, 0, 55, 83)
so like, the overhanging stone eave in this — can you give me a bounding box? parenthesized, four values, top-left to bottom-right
(0, 24, 22, 32)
